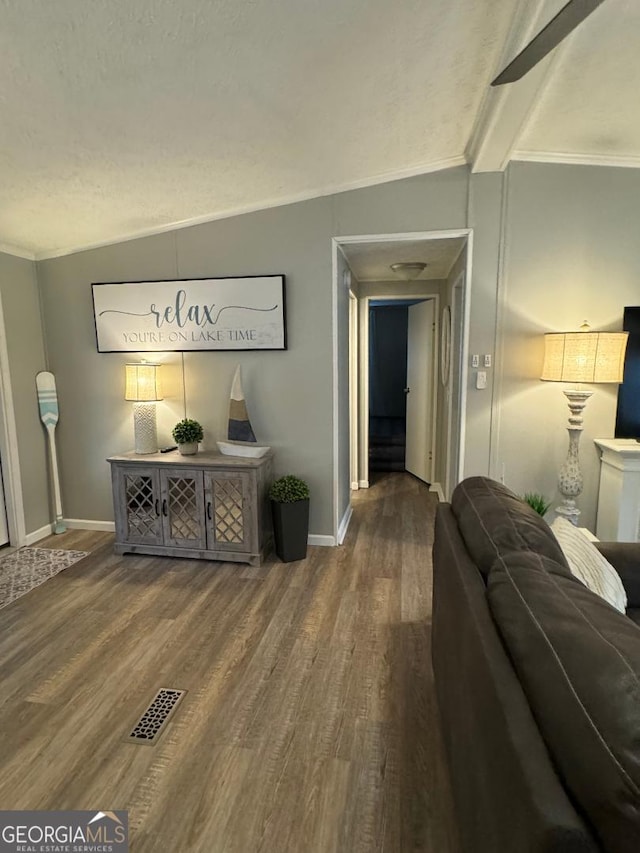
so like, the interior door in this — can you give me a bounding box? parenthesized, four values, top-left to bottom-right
(405, 299, 435, 483)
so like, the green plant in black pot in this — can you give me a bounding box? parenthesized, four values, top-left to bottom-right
(522, 492, 551, 517)
(269, 475, 310, 562)
(172, 418, 203, 456)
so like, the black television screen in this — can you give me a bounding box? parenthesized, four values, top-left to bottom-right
(615, 307, 640, 440)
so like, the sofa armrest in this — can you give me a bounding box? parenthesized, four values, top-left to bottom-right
(595, 542, 640, 606)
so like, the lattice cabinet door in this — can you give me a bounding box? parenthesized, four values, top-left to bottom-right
(204, 471, 254, 553)
(115, 467, 163, 545)
(160, 468, 207, 549)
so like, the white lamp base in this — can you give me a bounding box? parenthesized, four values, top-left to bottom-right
(133, 402, 158, 454)
(555, 498, 581, 525)
(556, 390, 593, 526)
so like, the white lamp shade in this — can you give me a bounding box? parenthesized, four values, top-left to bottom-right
(541, 331, 628, 384)
(125, 363, 163, 401)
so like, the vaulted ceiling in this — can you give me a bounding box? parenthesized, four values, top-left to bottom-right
(0, 0, 635, 258)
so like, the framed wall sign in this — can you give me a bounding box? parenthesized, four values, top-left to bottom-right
(92, 275, 287, 352)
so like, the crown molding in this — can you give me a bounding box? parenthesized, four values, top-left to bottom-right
(34, 155, 468, 261)
(0, 242, 36, 261)
(512, 150, 640, 169)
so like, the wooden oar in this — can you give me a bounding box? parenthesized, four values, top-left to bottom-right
(36, 371, 66, 534)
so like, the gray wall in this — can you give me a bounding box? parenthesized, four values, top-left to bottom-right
(467, 172, 504, 479)
(38, 199, 337, 535)
(332, 167, 468, 235)
(0, 251, 49, 534)
(369, 305, 408, 418)
(12, 160, 636, 539)
(494, 162, 640, 530)
(36, 168, 469, 538)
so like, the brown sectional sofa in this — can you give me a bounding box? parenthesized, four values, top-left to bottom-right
(432, 476, 640, 853)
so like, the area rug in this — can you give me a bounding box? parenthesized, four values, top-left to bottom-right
(0, 547, 88, 610)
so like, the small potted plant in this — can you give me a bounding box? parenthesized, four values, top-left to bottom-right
(521, 492, 551, 517)
(172, 418, 203, 455)
(269, 475, 310, 562)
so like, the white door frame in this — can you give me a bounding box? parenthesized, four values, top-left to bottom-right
(445, 270, 466, 498)
(332, 229, 473, 543)
(0, 291, 26, 547)
(361, 293, 439, 490)
(348, 290, 359, 491)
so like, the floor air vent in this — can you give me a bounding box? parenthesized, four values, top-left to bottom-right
(127, 688, 187, 745)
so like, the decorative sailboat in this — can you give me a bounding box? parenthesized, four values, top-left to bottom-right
(217, 366, 271, 458)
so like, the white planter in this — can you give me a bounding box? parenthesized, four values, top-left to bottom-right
(178, 442, 198, 456)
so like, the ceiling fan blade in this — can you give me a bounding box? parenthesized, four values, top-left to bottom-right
(491, 0, 606, 86)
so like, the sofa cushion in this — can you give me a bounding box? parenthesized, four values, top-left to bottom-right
(488, 551, 640, 853)
(433, 506, 600, 852)
(551, 516, 627, 613)
(450, 476, 570, 578)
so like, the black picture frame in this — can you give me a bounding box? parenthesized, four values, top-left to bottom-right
(91, 275, 287, 353)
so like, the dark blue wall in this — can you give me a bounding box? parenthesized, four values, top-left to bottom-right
(369, 305, 408, 418)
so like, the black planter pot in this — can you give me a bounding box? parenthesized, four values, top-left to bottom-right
(271, 498, 310, 562)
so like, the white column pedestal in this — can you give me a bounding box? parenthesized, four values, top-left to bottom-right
(594, 439, 640, 542)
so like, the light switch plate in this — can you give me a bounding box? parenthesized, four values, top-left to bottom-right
(476, 371, 487, 390)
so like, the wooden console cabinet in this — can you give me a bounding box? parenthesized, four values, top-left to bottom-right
(108, 450, 273, 566)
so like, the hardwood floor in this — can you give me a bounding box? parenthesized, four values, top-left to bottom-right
(0, 474, 459, 852)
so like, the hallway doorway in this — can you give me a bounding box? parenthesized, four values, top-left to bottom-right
(368, 298, 436, 484)
(334, 230, 471, 524)
(368, 301, 409, 475)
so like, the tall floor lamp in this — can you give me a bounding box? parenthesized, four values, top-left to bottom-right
(541, 323, 628, 524)
(125, 362, 163, 454)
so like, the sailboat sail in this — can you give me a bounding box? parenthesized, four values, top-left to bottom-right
(228, 366, 257, 443)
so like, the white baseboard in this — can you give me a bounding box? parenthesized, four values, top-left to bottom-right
(65, 519, 116, 532)
(24, 518, 116, 546)
(308, 534, 336, 547)
(337, 505, 353, 545)
(429, 482, 446, 502)
(358, 480, 369, 489)
(24, 524, 53, 545)
(29, 518, 333, 549)
(351, 481, 359, 491)
(73, 521, 339, 549)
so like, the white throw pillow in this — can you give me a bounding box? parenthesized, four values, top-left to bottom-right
(550, 516, 627, 614)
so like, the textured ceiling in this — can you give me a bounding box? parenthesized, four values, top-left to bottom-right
(341, 238, 466, 281)
(0, 0, 516, 256)
(0, 0, 637, 258)
(515, 0, 640, 164)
